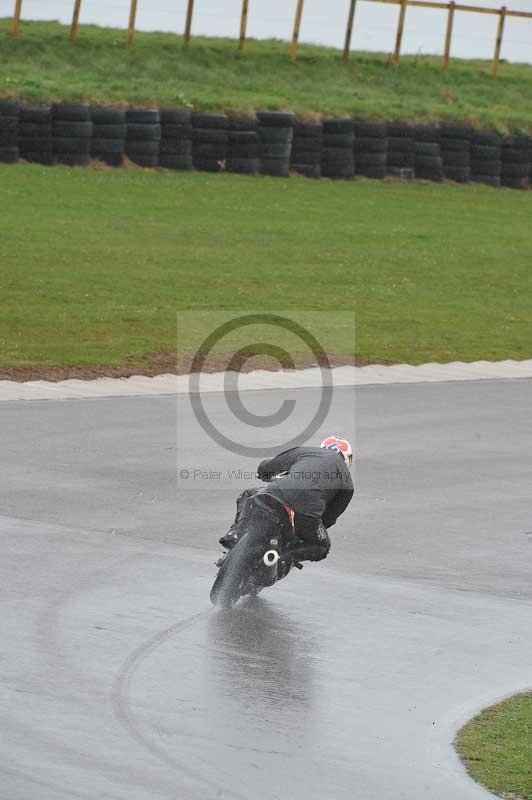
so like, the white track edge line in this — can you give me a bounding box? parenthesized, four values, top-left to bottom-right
(1, 360, 532, 401)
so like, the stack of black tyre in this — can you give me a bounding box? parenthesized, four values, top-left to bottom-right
(90, 107, 126, 167)
(226, 117, 260, 176)
(159, 109, 193, 171)
(9, 100, 532, 194)
(191, 113, 229, 173)
(18, 106, 53, 165)
(0, 101, 19, 165)
(354, 121, 387, 180)
(414, 126, 443, 181)
(500, 134, 530, 190)
(290, 120, 322, 179)
(440, 125, 471, 183)
(52, 103, 92, 167)
(125, 109, 161, 168)
(387, 123, 415, 178)
(257, 111, 295, 178)
(321, 118, 354, 179)
(470, 131, 502, 187)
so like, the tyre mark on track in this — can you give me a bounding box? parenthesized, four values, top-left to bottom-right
(32, 548, 244, 799)
(14, 555, 183, 798)
(0, 765, 95, 800)
(111, 609, 248, 800)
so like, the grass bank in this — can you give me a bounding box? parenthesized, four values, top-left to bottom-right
(3, 20, 532, 130)
(1, 163, 531, 373)
(456, 693, 532, 799)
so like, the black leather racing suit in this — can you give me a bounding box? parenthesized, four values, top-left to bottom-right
(221, 446, 354, 565)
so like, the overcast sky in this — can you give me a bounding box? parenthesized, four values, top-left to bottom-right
(3, 0, 532, 63)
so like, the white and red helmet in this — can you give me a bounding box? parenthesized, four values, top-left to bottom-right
(320, 436, 354, 468)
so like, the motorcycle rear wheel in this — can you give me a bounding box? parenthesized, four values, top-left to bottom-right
(210, 534, 259, 608)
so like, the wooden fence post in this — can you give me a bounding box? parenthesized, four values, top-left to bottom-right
(392, 0, 407, 66)
(290, 0, 305, 62)
(492, 6, 507, 77)
(12, 0, 23, 37)
(343, 0, 358, 62)
(239, 0, 249, 50)
(127, 0, 138, 46)
(443, 1, 455, 71)
(184, 0, 195, 47)
(71, 0, 83, 43)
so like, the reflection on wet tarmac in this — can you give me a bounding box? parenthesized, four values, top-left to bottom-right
(200, 596, 322, 797)
(206, 597, 317, 709)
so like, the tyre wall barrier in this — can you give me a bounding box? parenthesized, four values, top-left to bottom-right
(471, 130, 502, 187)
(355, 121, 388, 181)
(0, 101, 20, 165)
(19, 105, 53, 165)
(322, 118, 355, 179)
(291, 120, 323, 179)
(91, 106, 127, 167)
(501, 134, 530, 190)
(387, 121, 415, 180)
(160, 108, 192, 171)
(414, 125, 443, 182)
(227, 116, 260, 176)
(191, 112, 229, 173)
(441, 124, 472, 184)
(0, 103, 531, 191)
(257, 111, 295, 178)
(52, 103, 92, 167)
(126, 108, 161, 168)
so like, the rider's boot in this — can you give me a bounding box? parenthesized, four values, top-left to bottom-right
(218, 488, 258, 551)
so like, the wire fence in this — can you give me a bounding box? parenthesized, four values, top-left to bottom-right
(6, 0, 532, 76)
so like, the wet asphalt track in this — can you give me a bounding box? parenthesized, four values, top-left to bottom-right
(1, 380, 531, 800)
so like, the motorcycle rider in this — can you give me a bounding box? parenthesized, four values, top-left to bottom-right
(219, 436, 354, 575)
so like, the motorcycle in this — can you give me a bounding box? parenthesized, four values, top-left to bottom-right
(210, 493, 303, 609)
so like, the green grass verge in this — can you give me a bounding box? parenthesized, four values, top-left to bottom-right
(1, 163, 531, 368)
(3, 20, 532, 130)
(456, 693, 532, 799)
